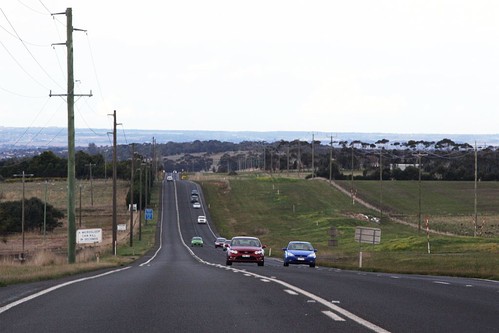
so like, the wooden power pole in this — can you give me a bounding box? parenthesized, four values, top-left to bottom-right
(50, 7, 91, 263)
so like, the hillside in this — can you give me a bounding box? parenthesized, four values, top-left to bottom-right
(198, 173, 499, 279)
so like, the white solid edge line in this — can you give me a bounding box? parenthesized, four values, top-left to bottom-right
(322, 310, 346, 322)
(0, 177, 170, 313)
(0, 266, 130, 315)
(140, 180, 166, 267)
(174, 180, 392, 333)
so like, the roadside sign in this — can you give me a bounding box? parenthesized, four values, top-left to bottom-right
(117, 224, 127, 231)
(145, 208, 153, 220)
(77, 228, 102, 244)
(355, 227, 381, 268)
(355, 227, 381, 244)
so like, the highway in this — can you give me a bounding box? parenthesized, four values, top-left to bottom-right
(1, 178, 498, 332)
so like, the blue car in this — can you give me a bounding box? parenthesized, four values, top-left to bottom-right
(282, 241, 317, 267)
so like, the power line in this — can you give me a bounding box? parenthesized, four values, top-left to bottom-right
(119, 124, 129, 145)
(0, 82, 45, 98)
(85, 32, 105, 102)
(17, 0, 49, 15)
(0, 21, 49, 47)
(1, 8, 63, 89)
(0, 38, 50, 90)
(37, 0, 52, 15)
(12, 98, 65, 147)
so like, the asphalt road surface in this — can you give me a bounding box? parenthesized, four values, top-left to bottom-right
(1, 179, 498, 333)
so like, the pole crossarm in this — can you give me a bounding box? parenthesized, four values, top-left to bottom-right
(49, 91, 93, 97)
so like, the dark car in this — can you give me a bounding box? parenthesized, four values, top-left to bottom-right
(226, 236, 265, 266)
(282, 241, 317, 267)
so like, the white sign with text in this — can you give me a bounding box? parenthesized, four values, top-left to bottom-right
(77, 228, 102, 244)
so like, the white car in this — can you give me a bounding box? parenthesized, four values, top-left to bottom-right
(197, 216, 207, 224)
(166, 175, 173, 182)
(193, 202, 201, 209)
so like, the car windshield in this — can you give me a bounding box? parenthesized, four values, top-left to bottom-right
(232, 238, 261, 247)
(288, 243, 313, 251)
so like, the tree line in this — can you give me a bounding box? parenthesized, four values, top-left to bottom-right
(0, 150, 155, 235)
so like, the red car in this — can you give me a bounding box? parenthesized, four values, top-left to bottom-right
(226, 236, 266, 266)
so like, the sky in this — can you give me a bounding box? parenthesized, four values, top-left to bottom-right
(1, 0, 499, 136)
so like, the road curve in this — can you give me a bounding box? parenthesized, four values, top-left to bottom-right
(0, 179, 498, 333)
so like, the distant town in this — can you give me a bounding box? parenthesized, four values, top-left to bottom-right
(1, 126, 497, 159)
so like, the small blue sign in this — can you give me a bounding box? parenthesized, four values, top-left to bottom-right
(145, 208, 153, 221)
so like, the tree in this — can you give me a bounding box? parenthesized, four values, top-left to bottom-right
(0, 197, 64, 235)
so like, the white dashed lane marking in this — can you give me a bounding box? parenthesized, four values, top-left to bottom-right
(433, 281, 450, 285)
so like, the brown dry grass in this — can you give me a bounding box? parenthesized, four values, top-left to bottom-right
(0, 178, 132, 261)
(0, 178, 148, 285)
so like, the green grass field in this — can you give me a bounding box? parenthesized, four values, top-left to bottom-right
(336, 179, 499, 236)
(200, 174, 499, 279)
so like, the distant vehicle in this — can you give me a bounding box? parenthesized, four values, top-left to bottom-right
(166, 175, 173, 182)
(192, 202, 201, 209)
(191, 195, 199, 203)
(191, 236, 203, 247)
(282, 241, 317, 267)
(173, 170, 178, 173)
(197, 216, 207, 224)
(226, 236, 265, 266)
(214, 237, 226, 248)
(191, 189, 199, 196)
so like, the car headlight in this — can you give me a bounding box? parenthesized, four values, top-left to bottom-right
(307, 253, 316, 258)
(285, 251, 295, 257)
(254, 250, 264, 255)
(229, 249, 238, 254)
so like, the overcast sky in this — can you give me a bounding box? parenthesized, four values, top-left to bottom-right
(1, 1, 499, 135)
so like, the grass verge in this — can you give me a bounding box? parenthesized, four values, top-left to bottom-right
(200, 174, 499, 280)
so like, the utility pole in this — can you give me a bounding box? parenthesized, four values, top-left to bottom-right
(379, 147, 383, 219)
(130, 144, 135, 247)
(86, 163, 95, 206)
(311, 133, 315, 178)
(287, 144, 290, 177)
(152, 137, 157, 182)
(351, 143, 354, 202)
(79, 184, 82, 228)
(144, 163, 149, 226)
(474, 141, 478, 237)
(50, 8, 92, 263)
(43, 180, 48, 244)
(298, 141, 301, 177)
(13, 171, 34, 261)
(109, 110, 118, 255)
(139, 164, 144, 241)
(329, 135, 333, 183)
(263, 146, 266, 172)
(414, 152, 428, 233)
